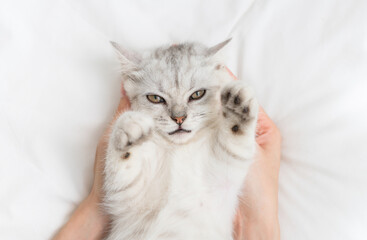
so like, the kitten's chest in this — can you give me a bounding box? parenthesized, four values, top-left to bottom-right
(165, 139, 240, 209)
(147, 139, 240, 239)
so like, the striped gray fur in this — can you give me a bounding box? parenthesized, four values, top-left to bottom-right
(103, 39, 258, 240)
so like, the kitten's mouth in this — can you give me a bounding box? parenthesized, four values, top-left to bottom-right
(168, 128, 192, 135)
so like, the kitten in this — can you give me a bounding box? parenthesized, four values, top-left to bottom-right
(103, 39, 258, 240)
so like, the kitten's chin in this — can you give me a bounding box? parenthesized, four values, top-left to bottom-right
(163, 130, 195, 144)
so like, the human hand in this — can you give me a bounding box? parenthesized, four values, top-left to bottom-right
(53, 90, 131, 240)
(54, 69, 280, 240)
(96, 72, 281, 240)
(233, 106, 281, 240)
(91, 91, 131, 204)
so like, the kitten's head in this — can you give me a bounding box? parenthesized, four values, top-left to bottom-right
(112, 40, 232, 144)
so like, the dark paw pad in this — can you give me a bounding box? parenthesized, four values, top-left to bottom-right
(221, 91, 231, 104)
(220, 82, 258, 134)
(121, 152, 131, 160)
(231, 125, 239, 133)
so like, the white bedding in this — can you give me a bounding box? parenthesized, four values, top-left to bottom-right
(1, 0, 366, 239)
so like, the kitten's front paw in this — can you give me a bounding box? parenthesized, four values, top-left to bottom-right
(112, 111, 154, 151)
(221, 81, 258, 132)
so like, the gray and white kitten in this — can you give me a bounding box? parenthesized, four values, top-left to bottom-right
(103, 40, 258, 240)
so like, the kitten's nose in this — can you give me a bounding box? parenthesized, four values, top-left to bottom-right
(171, 115, 187, 125)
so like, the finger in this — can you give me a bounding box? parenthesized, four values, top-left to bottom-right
(115, 96, 130, 117)
(104, 84, 132, 138)
(225, 66, 238, 80)
(258, 105, 272, 123)
(121, 81, 128, 98)
(233, 210, 244, 240)
(256, 106, 281, 152)
(114, 83, 131, 120)
(255, 106, 274, 145)
(256, 106, 268, 135)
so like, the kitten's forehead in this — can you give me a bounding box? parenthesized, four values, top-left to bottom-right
(140, 43, 216, 91)
(154, 42, 207, 59)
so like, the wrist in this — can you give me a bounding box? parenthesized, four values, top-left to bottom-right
(85, 190, 109, 231)
(242, 200, 279, 239)
(243, 216, 280, 240)
(53, 192, 108, 240)
(239, 191, 279, 240)
(72, 193, 108, 240)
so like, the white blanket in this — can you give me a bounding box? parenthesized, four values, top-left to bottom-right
(1, 0, 366, 239)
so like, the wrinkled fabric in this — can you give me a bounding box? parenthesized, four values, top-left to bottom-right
(0, 0, 366, 239)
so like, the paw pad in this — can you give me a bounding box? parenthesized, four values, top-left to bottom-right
(121, 152, 130, 160)
(220, 81, 258, 134)
(242, 106, 249, 114)
(231, 125, 239, 133)
(234, 96, 241, 105)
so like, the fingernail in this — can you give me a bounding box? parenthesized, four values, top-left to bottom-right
(121, 83, 127, 98)
(225, 66, 237, 80)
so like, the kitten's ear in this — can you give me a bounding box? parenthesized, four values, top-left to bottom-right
(110, 41, 141, 71)
(206, 38, 232, 56)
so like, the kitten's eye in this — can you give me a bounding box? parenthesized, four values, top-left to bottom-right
(189, 90, 206, 101)
(147, 95, 166, 104)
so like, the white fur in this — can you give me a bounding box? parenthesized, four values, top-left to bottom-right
(103, 42, 258, 240)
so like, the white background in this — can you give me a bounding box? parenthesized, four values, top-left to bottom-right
(1, 0, 367, 239)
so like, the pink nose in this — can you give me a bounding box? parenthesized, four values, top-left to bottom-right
(171, 116, 186, 125)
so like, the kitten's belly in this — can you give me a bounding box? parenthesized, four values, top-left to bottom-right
(145, 143, 245, 240)
(107, 137, 249, 240)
